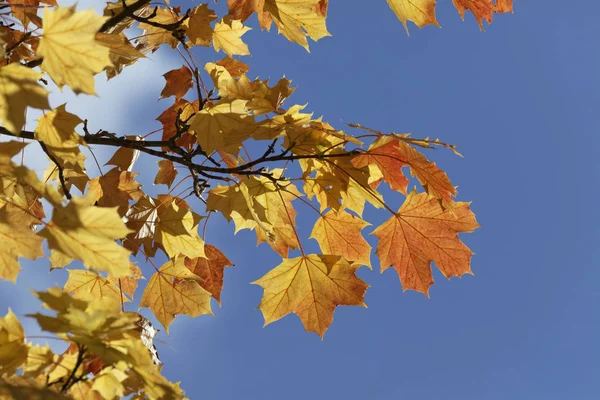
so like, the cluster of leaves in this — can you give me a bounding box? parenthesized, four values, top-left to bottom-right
(0, 0, 513, 398)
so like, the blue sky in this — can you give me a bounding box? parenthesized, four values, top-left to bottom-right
(1, 1, 599, 399)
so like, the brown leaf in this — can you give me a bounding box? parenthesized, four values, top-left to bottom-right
(154, 160, 178, 188)
(160, 66, 193, 100)
(185, 245, 233, 303)
(216, 56, 250, 78)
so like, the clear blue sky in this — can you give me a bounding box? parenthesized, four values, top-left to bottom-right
(1, 1, 599, 399)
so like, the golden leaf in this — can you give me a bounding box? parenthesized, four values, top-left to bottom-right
(386, 0, 440, 35)
(140, 258, 212, 332)
(39, 198, 133, 278)
(38, 6, 112, 94)
(63, 269, 127, 310)
(253, 254, 368, 338)
(0, 309, 28, 375)
(311, 209, 372, 269)
(213, 16, 251, 56)
(0, 63, 50, 134)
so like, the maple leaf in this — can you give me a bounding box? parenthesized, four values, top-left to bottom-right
(452, 0, 513, 29)
(34, 104, 86, 178)
(185, 244, 234, 304)
(95, 32, 146, 80)
(356, 136, 456, 209)
(92, 367, 128, 399)
(0, 207, 44, 282)
(160, 66, 193, 100)
(253, 254, 368, 337)
(154, 159, 178, 188)
(227, 0, 272, 28)
(386, 0, 440, 35)
(206, 62, 254, 102)
(0, 63, 50, 134)
(105, 136, 142, 171)
(311, 210, 372, 269)
(184, 3, 217, 46)
(207, 172, 301, 256)
(140, 258, 213, 331)
(86, 167, 143, 217)
(353, 136, 410, 194)
(110, 263, 143, 300)
(494, 0, 514, 13)
(373, 190, 479, 296)
(264, 0, 331, 50)
(39, 198, 133, 278)
(156, 98, 198, 151)
(137, 6, 183, 50)
(0, 309, 28, 375)
(38, 6, 112, 95)
(213, 16, 252, 56)
(63, 269, 128, 310)
(229, 0, 330, 50)
(189, 99, 254, 155)
(154, 201, 206, 259)
(216, 56, 250, 78)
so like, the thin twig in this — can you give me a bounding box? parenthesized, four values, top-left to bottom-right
(37, 140, 71, 200)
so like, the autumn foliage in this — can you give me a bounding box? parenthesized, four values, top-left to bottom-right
(0, 0, 513, 398)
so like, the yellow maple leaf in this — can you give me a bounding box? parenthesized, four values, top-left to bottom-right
(63, 269, 128, 310)
(38, 6, 112, 95)
(0, 309, 28, 375)
(140, 258, 212, 332)
(189, 99, 254, 155)
(386, 0, 440, 35)
(253, 254, 368, 337)
(92, 366, 128, 399)
(34, 104, 86, 175)
(154, 201, 206, 259)
(263, 0, 331, 51)
(373, 189, 479, 296)
(0, 219, 44, 282)
(0, 63, 50, 134)
(310, 209, 372, 269)
(213, 16, 252, 56)
(39, 198, 133, 278)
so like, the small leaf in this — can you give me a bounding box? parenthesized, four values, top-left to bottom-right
(160, 66, 193, 100)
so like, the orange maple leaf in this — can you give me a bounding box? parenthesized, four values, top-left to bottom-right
(185, 245, 233, 304)
(373, 190, 479, 296)
(160, 66, 193, 100)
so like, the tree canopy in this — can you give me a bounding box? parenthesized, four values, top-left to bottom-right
(0, 0, 514, 398)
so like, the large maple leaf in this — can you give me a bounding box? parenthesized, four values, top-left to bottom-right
(228, 0, 330, 50)
(39, 198, 133, 278)
(373, 190, 479, 296)
(38, 6, 112, 95)
(253, 254, 368, 337)
(140, 258, 213, 331)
